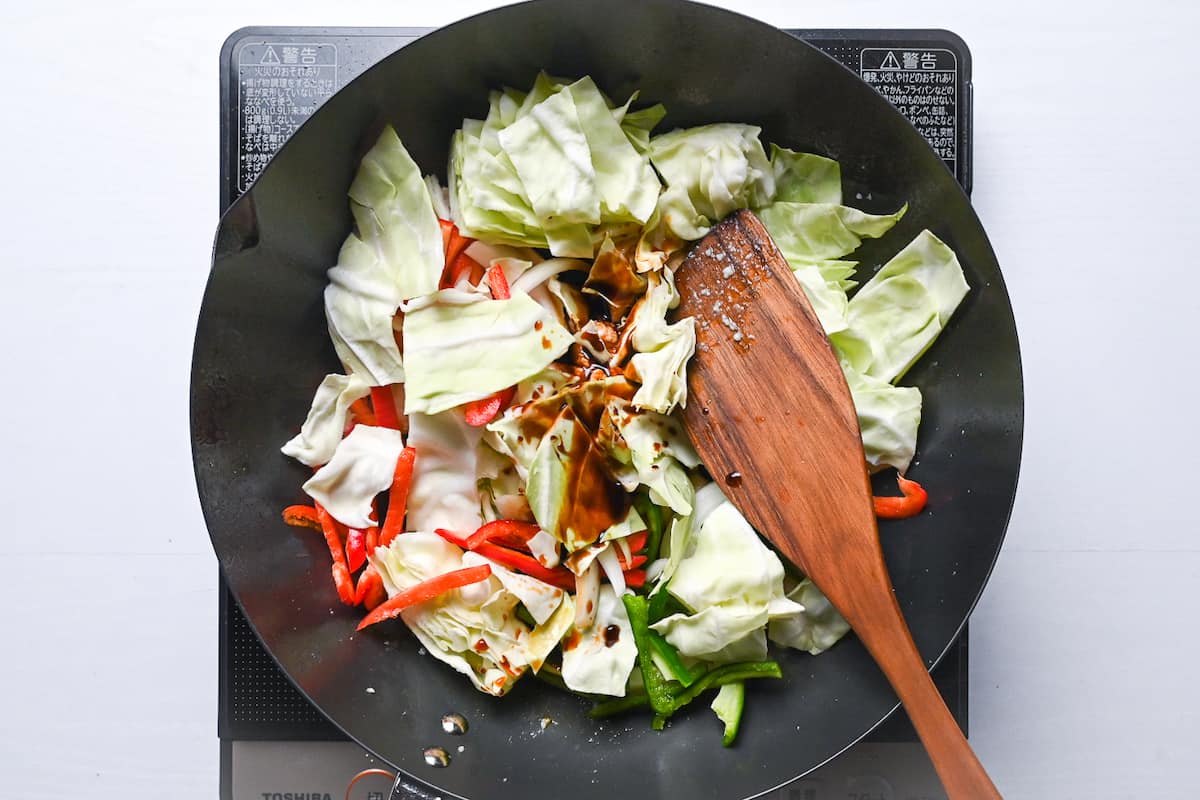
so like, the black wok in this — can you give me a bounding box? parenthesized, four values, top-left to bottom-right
(192, 1, 1022, 798)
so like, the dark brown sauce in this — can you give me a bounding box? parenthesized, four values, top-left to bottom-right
(534, 320, 544, 331)
(579, 320, 619, 356)
(473, 639, 489, 653)
(725, 471, 743, 488)
(556, 410, 632, 547)
(513, 378, 637, 548)
(564, 629, 582, 652)
(603, 625, 621, 648)
(583, 238, 646, 321)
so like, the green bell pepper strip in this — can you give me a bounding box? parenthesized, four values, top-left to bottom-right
(622, 594, 681, 715)
(613, 594, 783, 729)
(647, 630, 700, 688)
(588, 690, 652, 719)
(533, 664, 569, 693)
(667, 660, 781, 709)
(647, 581, 687, 623)
(588, 661, 779, 720)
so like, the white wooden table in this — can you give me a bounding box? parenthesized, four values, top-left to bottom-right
(1, 1, 1196, 797)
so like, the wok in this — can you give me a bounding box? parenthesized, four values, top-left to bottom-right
(192, 1, 1022, 797)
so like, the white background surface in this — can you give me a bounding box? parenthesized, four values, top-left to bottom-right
(1, 1, 1196, 797)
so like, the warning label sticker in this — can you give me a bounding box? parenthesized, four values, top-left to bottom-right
(859, 48, 957, 170)
(236, 43, 338, 191)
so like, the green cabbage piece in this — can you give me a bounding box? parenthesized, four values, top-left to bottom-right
(451, 75, 662, 257)
(498, 86, 598, 256)
(756, 202, 905, 336)
(758, 202, 906, 264)
(627, 270, 696, 413)
(302, 425, 406, 529)
(755, 202, 904, 333)
(769, 145, 842, 204)
(449, 122, 542, 246)
(618, 102, 667, 155)
(348, 125, 444, 300)
(324, 128, 445, 385)
(566, 77, 661, 225)
(648, 123, 774, 241)
(281, 373, 370, 468)
(609, 407, 700, 515)
(325, 235, 407, 385)
(844, 366, 922, 474)
(832, 230, 970, 383)
(561, 586, 639, 696)
(649, 499, 802, 660)
(401, 289, 574, 415)
(405, 409, 487, 534)
(525, 407, 618, 551)
(768, 578, 852, 655)
(372, 533, 570, 695)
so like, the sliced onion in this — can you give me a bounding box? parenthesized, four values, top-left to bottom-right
(512, 258, 587, 294)
(596, 544, 626, 597)
(573, 561, 601, 630)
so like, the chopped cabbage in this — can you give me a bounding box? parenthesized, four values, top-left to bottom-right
(561, 586, 638, 695)
(832, 230, 969, 383)
(650, 501, 801, 660)
(401, 289, 574, 415)
(281, 373, 370, 468)
(302, 425, 404, 529)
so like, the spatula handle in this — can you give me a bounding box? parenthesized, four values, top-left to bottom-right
(858, 611, 1002, 799)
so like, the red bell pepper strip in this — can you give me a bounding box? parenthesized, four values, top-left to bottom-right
(622, 531, 649, 553)
(434, 521, 540, 552)
(348, 397, 378, 428)
(378, 446, 417, 548)
(474, 542, 577, 590)
(443, 251, 483, 288)
(618, 554, 648, 570)
(447, 231, 474, 273)
(465, 519, 541, 550)
(354, 565, 387, 610)
(439, 219, 474, 275)
(485, 263, 511, 300)
(357, 565, 493, 630)
(433, 527, 471, 549)
(434, 524, 532, 553)
(282, 504, 322, 532)
(370, 386, 402, 430)
(345, 528, 368, 573)
(873, 474, 928, 519)
(436, 529, 642, 590)
(488, 530, 535, 552)
(315, 503, 358, 605)
(365, 526, 378, 556)
(464, 386, 514, 427)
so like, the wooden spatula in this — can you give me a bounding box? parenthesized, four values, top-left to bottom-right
(675, 209, 1001, 799)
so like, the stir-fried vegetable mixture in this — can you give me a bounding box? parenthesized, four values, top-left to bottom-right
(280, 74, 968, 744)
